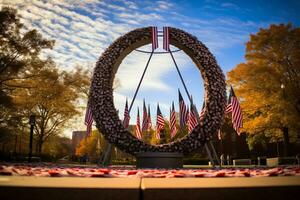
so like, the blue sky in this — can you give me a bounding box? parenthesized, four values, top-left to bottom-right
(2, 0, 299, 136)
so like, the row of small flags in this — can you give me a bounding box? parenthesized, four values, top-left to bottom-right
(85, 86, 242, 141)
(131, 90, 203, 140)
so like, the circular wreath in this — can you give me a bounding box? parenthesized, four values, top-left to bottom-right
(90, 27, 226, 155)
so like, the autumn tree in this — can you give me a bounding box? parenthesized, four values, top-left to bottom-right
(11, 60, 90, 155)
(75, 130, 104, 162)
(227, 23, 300, 156)
(0, 7, 54, 151)
(0, 7, 54, 108)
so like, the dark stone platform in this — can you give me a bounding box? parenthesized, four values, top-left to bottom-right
(136, 152, 183, 168)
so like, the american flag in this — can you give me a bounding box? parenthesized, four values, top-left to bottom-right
(147, 104, 152, 130)
(84, 104, 93, 136)
(135, 107, 142, 139)
(187, 99, 198, 133)
(156, 104, 165, 140)
(123, 98, 130, 129)
(142, 100, 148, 132)
(152, 27, 158, 50)
(170, 102, 177, 138)
(200, 101, 205, 120)
(227, 86, 243, 135)
(163, 26, 170, 51)
(178, 90, 187, 131)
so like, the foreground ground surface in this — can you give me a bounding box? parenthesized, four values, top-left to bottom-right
(1, 163, 299, 178)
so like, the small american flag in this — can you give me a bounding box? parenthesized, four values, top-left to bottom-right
(170, 102, 177, 138)
(188, 98, 198, 133)
(156, 104, 165, 140)
(135, 107, 142, 140)
(227, 86, 243, 135)
(178, 90, 187, 131)
(152, 27, 158, 50)
(147, 104, 152, 130)
(200, 101, 205, 120)
(84, 104, 93, 136)
(123, 98, 130, 129)
(142, 100, 148, 132)
(163, 26, 170, 51)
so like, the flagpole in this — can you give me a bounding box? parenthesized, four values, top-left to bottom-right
(169, 50, 192, 103)
(128, 50, 154, 114)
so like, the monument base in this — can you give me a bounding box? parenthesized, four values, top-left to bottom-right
(136, 152, 183, 169)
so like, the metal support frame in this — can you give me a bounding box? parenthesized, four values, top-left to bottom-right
(100, 50, 155, 166)
(169, 50, 221, 168)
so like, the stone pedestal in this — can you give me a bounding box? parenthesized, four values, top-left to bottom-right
(136, 152, 183, 169)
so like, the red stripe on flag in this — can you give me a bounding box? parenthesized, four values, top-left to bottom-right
(178, 90, 187, 130)
(152, 27, 158, 50)
(156, 104, 165, 140)
(231, 97, 243, 135)
(163, 27, 170, 51)
(188, 105, 198, 133)
(227, 86, 243, 135)
(170, 102, 177, 138)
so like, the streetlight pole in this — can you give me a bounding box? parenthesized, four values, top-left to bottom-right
(28, 114, 36, 162)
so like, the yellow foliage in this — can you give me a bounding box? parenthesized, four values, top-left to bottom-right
(227, 23, 300, 143)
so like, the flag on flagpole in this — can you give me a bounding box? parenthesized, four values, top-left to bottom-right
(187, 97, 198, 133)
(135, 107, 142, 139)
(152, 27, 158, 50)
(186, 107, 189, 129)
(123, 98, 130, 129)
(156, 103, 165, 140)
(84, 104, 93, 136)
(142, 99, 148, 132)
(170, 101, 177, 138)
(178, 89, 187, 131)
(227, 86, 243, 135)
(147, 104, 152, 130)
(225, 87, 233, 113)
(163, 26, 170, 51)
(200, 101, 205, 120)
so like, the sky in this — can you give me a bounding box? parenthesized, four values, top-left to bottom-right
(1, 0, 299, 137)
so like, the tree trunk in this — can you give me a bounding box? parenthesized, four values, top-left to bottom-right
(14, 134, 18, 154)
(282, 127, 290, 156)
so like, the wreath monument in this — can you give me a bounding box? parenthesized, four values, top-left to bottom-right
(89, 27, 226, 168)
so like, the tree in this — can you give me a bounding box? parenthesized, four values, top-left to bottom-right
(227, 23, 300, 156)
(0, 7, 54, 108)
(13, 62, 90, 155)
(0, 7, 55, 157)
(42, 135, 72, 160)
(75, 130, 104, 162)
